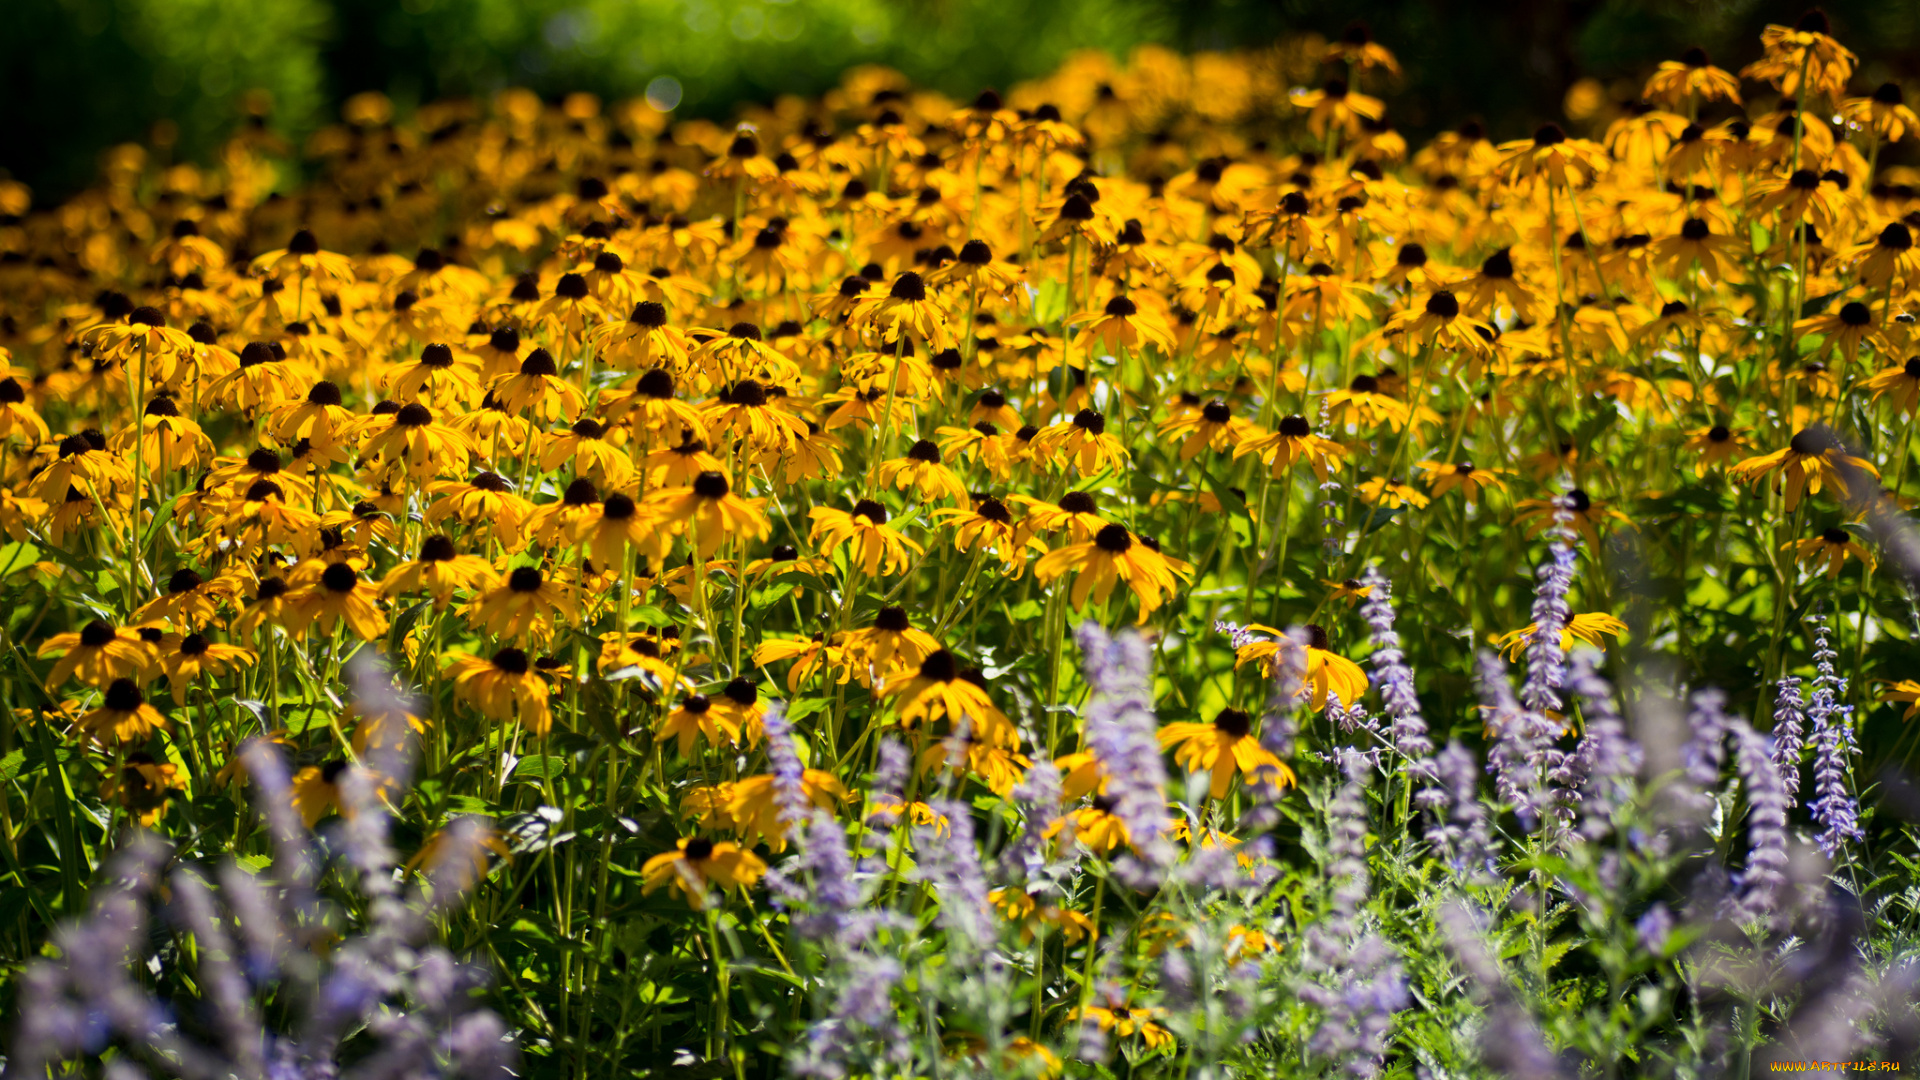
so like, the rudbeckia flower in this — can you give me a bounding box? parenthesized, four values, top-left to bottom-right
(146, 632, 256, 690)
(81, 306, 198, 381)
(1493, 124, 1611, 189)
(100, 752, 185, 827)
(1047, 797, 1132, 854)
(640, 836, 767, 910)
(1783, 527, 1876, 579)
(1866, 357, 1920, 415)
(1067, 1000, 1174, 1049)
(643, 471, 770, 559)
(604, 368, 709, 444)
(1071, 294, 1176, 354)
(1728, 428, 1878, 511)
(1495, 612, 1628, 660)
(1514, 488, 1633, 550)
(466, 566, 578, 646)
(1237, 415, 1348, 481)
(446, 647, 553, 735)
(1795, 301, 1889, 365)
(658, 693, 748, 758)
(1883, 680, 1920, 721)
(287, 562, 390, 641)
(1681, 424, 1752, 475)
(725, 769, 848, 850)
(1356, 474, 1431, 510)
(810, 498, 922, 577)
(876, 439, 969, 503)
(987, 888, 1097, 945)
(1321, 375, 1415, 432)
(424, 472, 534, 551)
(1742, 10, 1856, 102)
(918, 733, 1031, 796)
(1384, 289, 1493, 356)
(1418, 460, 1508, 501)
(882, 649, 1012, 741)
(1034, 523, 1191, 622)
(488, 348, 586, 422)
(1232, 624, 1368, 711)
(380, 535, 498, 609)
(934, 495, 1045, 571)
(1157, 707, 1291, 798)
(78, 677, 169, 744)
(1030, 409, 1128, 474)
(360, 402, 481, 483)
(1641, 46, 1743, 110)
(38, 619, 155, 689)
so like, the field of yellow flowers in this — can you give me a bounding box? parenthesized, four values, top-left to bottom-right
(5, 11, 1920, 1080)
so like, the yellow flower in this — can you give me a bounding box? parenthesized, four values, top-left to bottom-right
(1029, 409, 1129, 474)
(1236, 415, 1348, 481)
(37, 620, 153, 688)
(1232, 624, 1369, 711)
(1882, 680, 1920, 721)
(101, 752, 186, 827)
(809, 499, 923, 577)
(379, 535, 499, 609)
(1068, 1000, 1174, 1050)
(1070, 294, 1175, 354)
(1783, 528, 1876, 580)
(1681, 424, 1752, 475)
(876, 439, 970, 503)
(1157, 708, 1291, 798)
(1495, 612, 1628, 660)
(286, 563, 389, 642)
(1034, 524, 1192, 623)
(882, 649, 1014, 744)
(1493, 123, 1611, 189)
(146, 632, 256, 691)
(1727, 429, 1879, 511)
(851, 271, 952, 349)
(726, 769, 848, 850)
(640, 836, 767, 910)
(445, 647, 553, 735)
(359, 402, 481, 483)
(1418, 459, 1508, 501)
(643, 471, 770, 560)
(1641, 46, 1743, 110)
(78, 678, 170, 745)
(465, 566, 579, 647)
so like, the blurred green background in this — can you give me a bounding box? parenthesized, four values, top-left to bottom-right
(4, 0, 1918, 202)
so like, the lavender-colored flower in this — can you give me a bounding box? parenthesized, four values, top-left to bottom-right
(1477, 650, 1566, 833)
(1436, 903, 1570, 1079)
(1806, 619, 1863, 855)
(762, 700, 812, 835)
(1522, 501, 1578, 715)
(1565, 652, 1642, 842)
(1297, 750, 1407, 1077)
(12, 656, 513, 1080)
(1635, 903, 1674, 955)
(1679, 688, 1731, 817)
(914, 798, 996, 957)
(1075, 621, 1174, 886)
(1771, 676, 1807, 805)
(1258, 624, 1310, 761)
(1419, 740, 1498, 880)
(1357, 566, 1432, 766)
(1726, 719, 1791, 926)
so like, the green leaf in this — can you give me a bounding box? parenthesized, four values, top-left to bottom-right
(514, 754, 570, 781)
(0, 541, 41, 577)
(140, 491, 186, 549)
